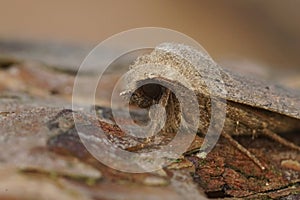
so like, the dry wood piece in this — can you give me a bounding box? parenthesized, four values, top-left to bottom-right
(0, 40, 299, 199)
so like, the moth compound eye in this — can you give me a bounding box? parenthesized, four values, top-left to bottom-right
(141, 84, 162, 100)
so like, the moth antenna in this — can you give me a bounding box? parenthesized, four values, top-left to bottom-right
(262, 129, 300, 151)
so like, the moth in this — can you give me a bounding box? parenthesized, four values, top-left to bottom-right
(121, 43, 300, 170)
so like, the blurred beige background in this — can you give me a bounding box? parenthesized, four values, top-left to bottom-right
(1, 0, 300, 74)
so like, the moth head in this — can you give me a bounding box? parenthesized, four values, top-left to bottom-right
(124, 78, 182, 133)
(129, 83, 164, 108)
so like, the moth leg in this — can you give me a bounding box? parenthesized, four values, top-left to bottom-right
(125, 89, 172, 152)
(222, 132, 266, 170)
(158, 88, 171, 107)
(262, 129, 300, 151)
(143, 88, 171, 144)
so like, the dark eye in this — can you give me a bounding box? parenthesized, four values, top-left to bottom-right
(141, 84, 162, 100)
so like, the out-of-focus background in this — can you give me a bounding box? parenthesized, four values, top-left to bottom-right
(1, 0, 300, 86)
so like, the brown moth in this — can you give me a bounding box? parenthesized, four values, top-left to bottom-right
(121, 43, 300, 170)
